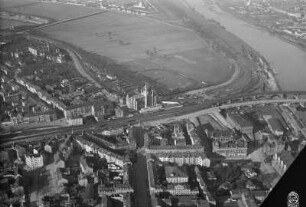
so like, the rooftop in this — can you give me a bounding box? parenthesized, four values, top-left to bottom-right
(153, 151, 208, 158)
(228, 113, 253, 128)
(75, 136, 128, 162)
(212, 130, 235, 138)
(214, 135, 247, 148)
(25, 148, 42, 157)
(267, 118, 284, 132)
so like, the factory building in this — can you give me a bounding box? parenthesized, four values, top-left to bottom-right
(126, 84, 157, 111)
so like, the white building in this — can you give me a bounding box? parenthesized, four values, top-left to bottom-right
(25, 149, 44, 170)
(28, 47, 38, 56)
(165, 165, 188, 184)
(272, 151, 294, 175)
(44, 144, 52, 153)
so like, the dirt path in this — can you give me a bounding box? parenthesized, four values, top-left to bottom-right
(66, 48, 102, 88)
(25, 34, 102, 88)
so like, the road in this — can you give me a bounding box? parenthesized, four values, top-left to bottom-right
(66, 48, 102, 88)
(131, 153, 152, 207)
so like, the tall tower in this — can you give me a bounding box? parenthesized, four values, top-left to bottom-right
(134, 97, 138, 111)
(151, 89, 154, 106)
(142, 84, 148, 108)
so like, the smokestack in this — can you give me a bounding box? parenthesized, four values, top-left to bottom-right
(151, 89, 154, 106)
(144, 84, 148, 108)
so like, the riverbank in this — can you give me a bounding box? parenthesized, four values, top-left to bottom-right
(217, 2, 306, 54)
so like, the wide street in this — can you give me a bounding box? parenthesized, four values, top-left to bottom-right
(131, 152, 151, 207)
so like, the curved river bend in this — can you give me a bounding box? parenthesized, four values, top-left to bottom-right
(185, 0, 306, 91)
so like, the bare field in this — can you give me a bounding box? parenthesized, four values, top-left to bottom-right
(128, 47, 232, 88)
(0, 0, 102, 21)
(42, 12, 206, 61)
(39, 10, 231, 90)
(141, 69, 196, 91)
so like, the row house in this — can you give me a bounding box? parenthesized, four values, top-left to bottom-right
(64, 104, 95, 119)
(16, 77, 106, 123)
(16, 77, 66, 111)
(195, 166, 216, 205)
(212, 134, 248, 159)
(165, 165, 188, 184)
(156, 152, 210, 167)
(75, 137, 130, 168)
(147, 159, 163, 194)
(186, 121, 201, 145)
(98, 184, 134, 196)
(211, 130, 235, 142)
(147, 145, 205, 154)
(166, 184, 198, 196)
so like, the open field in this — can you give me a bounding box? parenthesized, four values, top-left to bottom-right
(128, 47, 232, 90)
(0, 0, 261, 94)
(0, 0, 102, 21)
(38, 10, 231, 90)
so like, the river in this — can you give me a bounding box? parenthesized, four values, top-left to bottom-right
(184, 0, 306, 91)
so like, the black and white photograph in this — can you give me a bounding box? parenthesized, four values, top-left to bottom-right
(0, 0, 306, 206)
